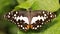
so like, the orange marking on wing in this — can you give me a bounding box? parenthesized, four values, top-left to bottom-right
(30, 25, 33, 29)
(26, 25, 30, 29)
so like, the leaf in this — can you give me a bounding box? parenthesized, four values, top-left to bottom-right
(17, 0, 36, 9)
(17, 0, 59, 12)
(31, 0, 59, 12)
(9, 26, 18, 34)
(0, 0, 17, 14)
(0, 0, 17, 34)
(17, 0, 27, 4)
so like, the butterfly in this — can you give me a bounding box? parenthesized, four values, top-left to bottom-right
(4, 10, 56, 31)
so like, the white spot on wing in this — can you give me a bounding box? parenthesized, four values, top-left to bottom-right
(55, 15, 56, 17)
(35, 27, 37, 30)
(44, 14, 47, 16)
(22, 27, 25, 29)
(43, 11, 45, 14)
(31, 15, 46, 24)
(40, 25, 42, 27)
(42, 22, 43, 24)
(14, 16, 29, 24)
(25, 27, 27, 29)
(21, 25, 23, 27)
(9, 12, 10, 15)
(37, 25, 39, 27)
(17, 23, 19, 24)
(50, 12, 52, 14)
(18, 25, 20, 27)
(32, 27, 34, 29)
(14, 14, 16, 16)
(7, 15, 10, 18)
(16, 11, 18, 14)
(14, 17, 16, 19)
(50, 15, 53, 17)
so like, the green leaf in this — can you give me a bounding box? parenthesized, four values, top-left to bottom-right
(18, 30, 25, 34)
(0, 0, 17, 34)
(9, 26, 18, 34)
(17, 0, 59, 12)
(0, 0, 17, 14)
(17, 0, 36, 9)
(17, 0, 27, 4)
(31, 0, 59, 12)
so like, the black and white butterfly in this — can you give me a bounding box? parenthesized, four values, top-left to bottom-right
(4, 10, 56, 31)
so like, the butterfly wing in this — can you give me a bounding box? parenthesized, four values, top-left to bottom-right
(31, 10, 56, 30)
(4, 10, 30, 30)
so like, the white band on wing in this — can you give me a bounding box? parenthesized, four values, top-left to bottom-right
(14, 15, 29, 24)
(31, 15, 46, 24)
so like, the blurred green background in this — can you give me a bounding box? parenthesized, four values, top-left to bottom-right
(0, 0, 60, 34)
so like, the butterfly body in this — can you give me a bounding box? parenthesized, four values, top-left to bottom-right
(5, 10, 56, 31)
